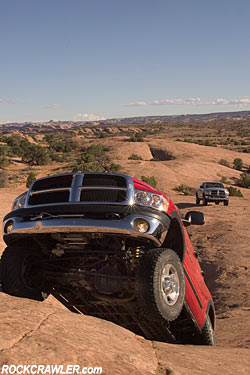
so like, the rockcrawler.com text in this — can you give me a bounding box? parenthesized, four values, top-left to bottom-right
(0, 365, 103, 375)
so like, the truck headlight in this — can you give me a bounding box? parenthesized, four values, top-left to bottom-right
(12, 192, 27, 210)
(225, 189, 229, 196)
(134, 190, 169, 212)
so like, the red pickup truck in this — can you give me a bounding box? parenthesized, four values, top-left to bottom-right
(0, 172, 216, 345)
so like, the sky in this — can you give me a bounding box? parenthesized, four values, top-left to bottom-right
(0, 0, 250, 123)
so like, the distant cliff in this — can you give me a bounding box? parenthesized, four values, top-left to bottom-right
(1, 110, 250, 133)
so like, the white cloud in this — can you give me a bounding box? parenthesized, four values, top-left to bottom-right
(125, 101, 147, 107)
(125, 96, 250, 108)
(0, 99, 15, 104)
(43, 103, 59, 109)
(152, 97, 202, 106)
(229, 97, 250, 107)
(211, 98, 230, 105)
(73, 113, 106, 121)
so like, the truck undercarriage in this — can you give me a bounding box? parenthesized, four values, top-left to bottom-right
(1, 231, 198, 344)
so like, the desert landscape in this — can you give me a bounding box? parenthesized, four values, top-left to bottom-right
(0, 119, 250, 374)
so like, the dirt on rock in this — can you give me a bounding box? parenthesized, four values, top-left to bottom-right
(0, 137, 250, 374)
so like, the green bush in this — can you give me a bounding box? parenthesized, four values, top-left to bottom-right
(219, 176, 230, 184)
(0, 171, 8, 187)
(0, 144, 9, 156)
(174, 184, 193, 196)
(141, 176, 157, 188)
(22, 145, 51, 165)
(49, 151, 67, 162)
(128, 154, 143, 160)
(129, 133, 144, 142)
(3, 135, 51, 166)
(233, 158, 243, 170)
(0, 156, 10, 167)
(203, 139, 217, 147)
(99, 133, 110, 139)
(45, 134, 79, 153)
(150, 157, 160, 161)
(219, 159, 230, 167)
(72, 144, 120, 173)
(106, 163, 121, 173)
(238, 172, 250, 188)
(72, 162, 103, 173)
(227, 186, 243, 197)
(26, 172, 37, 188)
(183, 138, 193, 143)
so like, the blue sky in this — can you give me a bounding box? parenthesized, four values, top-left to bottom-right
(0, 0, 250, 123)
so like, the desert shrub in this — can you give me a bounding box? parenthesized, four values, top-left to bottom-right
(0, 171, 8, 187)
(79, 144, 107, 165)
(237, 172, 250, 188)
(183, 138, 193, 143)
(183, 138, 217, 147)
(233, 158, 243, 170)
(106, 163, 121, 173)
(227, 186, 243, 197)
(49, 151, 67, 162)
(73, 144, 119, 173)
(203, 139, 217, 147)
(219, 176, 230, 184)
(219, 159, 230, 167)
(22, 144, 51, 165)
(49, 140, 78, 153)
(150, 157, 160, 161)
(99, 133, 110, 139)
(72, 162, 103, 173)
(0, 156, 10, 167)
(0, 144, 9, 156)
(129, 133, 144, 142)
(45, 133, 79, 153)
(141, 176, 157, 188)
(26, 172, 37, 188)
(174, 184, 194, 196)
(3, 135, 51, 165)
(128, 154, 143, 160)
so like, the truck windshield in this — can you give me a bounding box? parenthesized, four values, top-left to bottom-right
(205, 183, 224, 188)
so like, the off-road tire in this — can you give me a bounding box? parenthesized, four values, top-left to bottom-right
(203, 197, 207, 206)
(135, 248, 185, 322)
(200, 315, 216, 346)
(224, 200, 229, 206)
(0, 243, 47, 301)
(196, 196, 200, 205)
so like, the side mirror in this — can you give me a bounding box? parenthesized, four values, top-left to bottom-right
(183, 211, 205, 227)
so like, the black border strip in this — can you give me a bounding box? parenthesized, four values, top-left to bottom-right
(184, 268, 203, 309)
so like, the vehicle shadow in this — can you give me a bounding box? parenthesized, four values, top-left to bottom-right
(176, 202, 201, 209)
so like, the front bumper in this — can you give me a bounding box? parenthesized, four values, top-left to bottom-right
(204, 195, 228, 201)
(3, 210, 170, 247)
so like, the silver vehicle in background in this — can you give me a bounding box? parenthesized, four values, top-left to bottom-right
(196, 182, 229, 206)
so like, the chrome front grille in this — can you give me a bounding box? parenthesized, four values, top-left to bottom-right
(32, 174, 73, 191)
(27, 173, 134, 207)
(82, 174, 126, 188)
(80, 189, 127, 202)
(210, 189, 225, 197)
